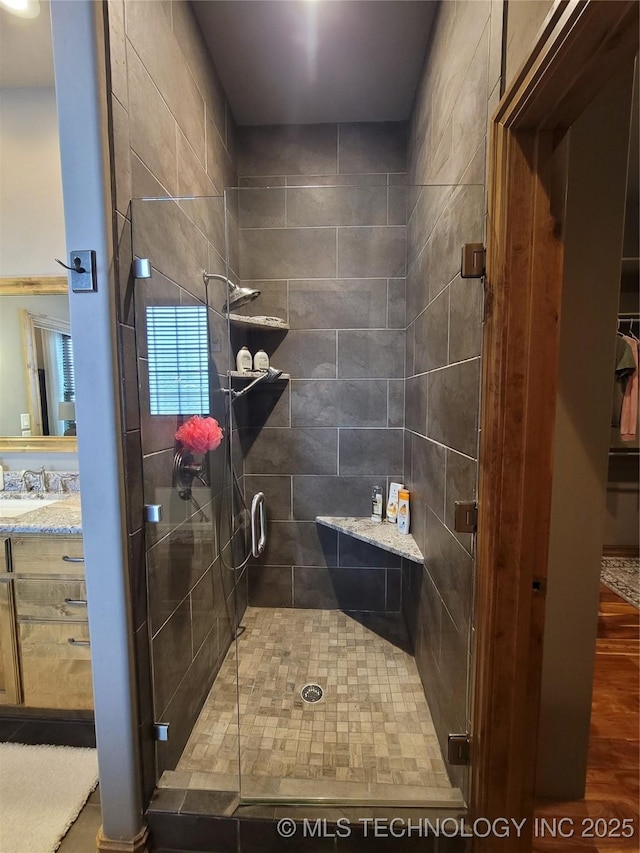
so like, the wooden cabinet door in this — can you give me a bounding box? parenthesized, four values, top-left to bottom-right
(0, 577, 21, 705)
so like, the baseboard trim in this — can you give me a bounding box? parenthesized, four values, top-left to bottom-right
(97, 825, 150, 853)
(602, 547, 640, 558)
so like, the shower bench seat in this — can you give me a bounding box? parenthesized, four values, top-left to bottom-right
(316, 516, 424, 564)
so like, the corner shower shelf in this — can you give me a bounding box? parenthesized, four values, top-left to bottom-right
(316, 516, 424, 564)
(228, 313, 289, 330)
(228, 370, 290, 381)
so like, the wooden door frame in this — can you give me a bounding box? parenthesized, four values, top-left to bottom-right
(471, 0, 638, 848)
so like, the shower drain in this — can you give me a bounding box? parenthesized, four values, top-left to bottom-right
(300, 683, 324, 703)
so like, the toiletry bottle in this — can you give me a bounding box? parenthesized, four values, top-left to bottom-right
(253, 349, 270, 371)
(371, 486, 384, 523)
(236, 346, 253, 373)
(397, 489, 410, 534)
(386, 482, 404, 524)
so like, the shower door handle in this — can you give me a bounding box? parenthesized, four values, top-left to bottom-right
(250, 492, 266, 558)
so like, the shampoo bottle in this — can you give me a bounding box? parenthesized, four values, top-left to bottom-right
(253, 349, 270, 371)
(397, 489, 410, 534)
(386, 482, 404, 524)
(371, 486, 384, 523)
(236, 346, 253, 373)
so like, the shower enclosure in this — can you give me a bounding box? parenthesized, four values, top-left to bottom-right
(131, 179, 484, 809)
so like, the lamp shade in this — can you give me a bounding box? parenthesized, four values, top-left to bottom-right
(58, 401, 76, 421)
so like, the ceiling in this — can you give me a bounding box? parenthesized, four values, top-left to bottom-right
(0, 0, 435, 121)
(192, 0, 436, 125)
(0, 1, 54, 88)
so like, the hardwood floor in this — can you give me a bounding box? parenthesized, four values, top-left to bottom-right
(533, 585, 639, 851)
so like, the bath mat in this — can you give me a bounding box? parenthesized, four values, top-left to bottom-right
(0, 742, 98, 853)
(601, 556, 640, 609)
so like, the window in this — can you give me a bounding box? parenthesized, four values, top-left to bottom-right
(146, 306, 209, 416)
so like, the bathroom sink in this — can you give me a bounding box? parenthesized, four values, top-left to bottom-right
(0, 496, 62, 519)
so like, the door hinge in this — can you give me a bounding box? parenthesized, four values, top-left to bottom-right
(461, 243, 486, 278)
(448, 733, 471, 765)
(454, 501, 478, 534)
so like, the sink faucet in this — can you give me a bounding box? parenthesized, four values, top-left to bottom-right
(21, 466, 46, 493)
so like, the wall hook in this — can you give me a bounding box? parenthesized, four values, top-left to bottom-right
(55, 256, 86, 273)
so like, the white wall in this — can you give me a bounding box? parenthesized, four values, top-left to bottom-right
(0, 87, 66, 276)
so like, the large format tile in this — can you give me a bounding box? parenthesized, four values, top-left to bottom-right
(191, 569, 216, 654)
(271, 330, 337, 379)
(293, 567, 385, 611)
(338, 227, 407, 278)
(243, 428, 338, 475)
(414, 288, 449, 374)
(449, 275, 483, 363)
(338, 122, 407, 174)
(244, 474, 292, 520)
(257, 521, 337, 567)
(286, 186, 388, 227)
(338, 429, 403, 476)
(388, 379, 405, 428)
(445, 449, 477, 554)
(239, 228, 336, 279)
(338, 534, 400, 569)
(147, 518, 215, 635)
(151, 598, 193, 716)
(424, 510, 473, 638)
(133, 199, 208, 298)
(427, 359, 480, 458)
(292, 475, 385, 519)
(289, 279, 388, 330)
(248, 565, 293, 608)
(238, 187, 286, 228)
(126, 0, 206, 164)
(337, 330, 405, 379)
(291, 380, 388, 427)
(405, 374, 427, 437)
(238, 124, 338, 176)
(127, 47, 177, 196)
(387, 277, 407, 329)
(428, 184, 484, 302)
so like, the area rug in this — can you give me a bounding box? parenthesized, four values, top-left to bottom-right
(0, 742, 98, 853)
(601, 556, 640, 609)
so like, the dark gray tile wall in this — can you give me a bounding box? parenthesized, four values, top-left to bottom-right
(235, 122, 407, 614)
(403, 0, 504, 797)
(105, 0, 239, 793)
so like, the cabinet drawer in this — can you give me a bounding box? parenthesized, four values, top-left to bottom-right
(11, 537, 84, 576)
(15, 579, 88, 621)
(19, 622, 93, 710)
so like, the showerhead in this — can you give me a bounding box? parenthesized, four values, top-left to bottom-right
(202, 271, 260, 313)
(231, 366, 283, 400)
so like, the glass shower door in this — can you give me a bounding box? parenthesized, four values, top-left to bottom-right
(131, 195, 240, 792)
(227, 181, 485, 807)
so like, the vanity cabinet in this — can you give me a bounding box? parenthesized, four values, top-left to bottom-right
(0, 539, 20, 705)
(6, 535, 93, 710)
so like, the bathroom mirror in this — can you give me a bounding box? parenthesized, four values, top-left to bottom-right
(0, 276, 77, 452)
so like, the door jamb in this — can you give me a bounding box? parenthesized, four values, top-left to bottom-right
(471, 1, 639, 847)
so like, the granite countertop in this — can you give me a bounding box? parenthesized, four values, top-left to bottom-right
(0, 494, 83, 535)
(316, 516, 424, 563)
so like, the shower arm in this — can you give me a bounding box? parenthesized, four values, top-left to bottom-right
(225, 366, 283, 400)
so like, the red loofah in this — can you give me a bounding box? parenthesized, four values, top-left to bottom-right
(175, 416, 223, 454)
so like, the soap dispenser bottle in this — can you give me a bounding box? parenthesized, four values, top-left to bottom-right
(236, 346, 253, 373)
(253, 349, 270, 371)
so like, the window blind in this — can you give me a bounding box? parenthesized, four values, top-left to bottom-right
(146, 306, 209, 415)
